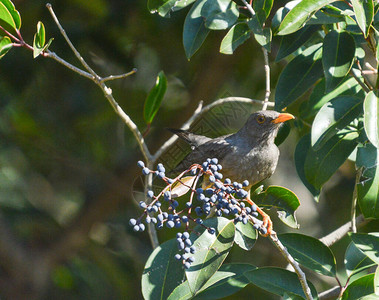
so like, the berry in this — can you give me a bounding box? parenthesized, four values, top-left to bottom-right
(185, 202, 192, 208)
(214, 172, 223, 180)
(211, 158, 218, 165)
(145, 216, 151, 223)
(157, 214, 164, 222)
(167, 220, 175, 228)
(137, 161, 145, 168)
(195, 207, 203, 216)
(224, 178, 231, 184)
(196, 188, 203, 194)
(181, 216, 189, 223)
(157, 163, 165, 173)
(164, 191, 171, 201)
(195, 218, 203, 225)
(158, 172, 165, 179)
(133, 225, 140, 232)
(184, 262, 191, 269)
(242, 180, 249, 187)
(208, 227, 216, 234)
(209, 175, 216, 183)
(190, 246, 196, 254)
(142, 167, 150, 175)
(174, 254, 182, 260)
(147, 190, 154, 198)
(139, 201, 147, 209)
(171, 200, 179, 208)
(139, 223, 145, 231)
(183, 232, 190, 239)
(184, 247, 191, 253)
(187, 257, 195, 263)
(129, 218, 137, 226)
(176, 232, 183, 239)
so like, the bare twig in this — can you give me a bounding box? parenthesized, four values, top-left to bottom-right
(262, 48, 271, 111)
(350, 66, 371, 93)
(320, 215, 367, 247)
(101, 68, 138, 83)
(241, 0, 256, 16)
(318, 286, 341, 300)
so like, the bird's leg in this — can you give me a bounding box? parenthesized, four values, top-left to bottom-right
(246, 190, 272, 236)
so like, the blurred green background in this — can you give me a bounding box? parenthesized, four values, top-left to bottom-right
(1, 0, 377, 299)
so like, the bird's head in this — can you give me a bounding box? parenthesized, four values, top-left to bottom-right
(243, 110, 295, 143)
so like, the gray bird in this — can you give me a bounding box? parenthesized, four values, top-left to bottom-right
(169, 110, 295, 234)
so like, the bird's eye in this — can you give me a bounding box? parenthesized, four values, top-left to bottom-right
(256, 115, 265, 124)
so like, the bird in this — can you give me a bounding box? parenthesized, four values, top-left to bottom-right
(168, 110, 295, 235)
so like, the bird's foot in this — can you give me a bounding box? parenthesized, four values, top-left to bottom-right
(246, 198, 272, 236)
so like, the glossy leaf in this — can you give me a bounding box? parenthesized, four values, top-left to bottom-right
(344, 242, 376, 277)
(193, 263, 256, 299)
(185, 217, 235, 294)
(349, 233, 379, 264)
(277, 0, 337, 35)
(148, 0, 196, 18)
(307, 9, 344, 25)
(0, 0, 21, 32)
(253, 186, 300, 228)
(171, 176, 197, 198)
(33, 21, 46, 58)
(275, 44, 323, 111)
(342, 273, 375, 300)
(305, 130, 359, 190)
(234, 222, 257, 251)
(183, 0, 210, 59)
(351, 0, 374, 38)
(275, 122, 291, 146)
(143, 71, 167, 124)
(294, 134, 320, 199)
(364, 91, 379, 148)
(301, 77, 363, 119)
(220, 22, 251, 55)
(202, 0, 239, 30)
(322, 30, 355, 92)
(275, 25, 320, 62)
(247, 17, 271, 51)
(245, 267, 318, 299)
(253, 0, 273, 26)
(142, 239, 185, 300)
(279, 233, 337, 276)
(311, 96, 363, 150)
(167, 281, 192, 300)
(0, 35, 12, 59)
(356, 144, 379, 219)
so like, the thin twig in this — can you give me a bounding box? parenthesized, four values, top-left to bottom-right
(241, 0, 256, 16)
(262, 48, 271, 111)
(101, 68, 138, 83)
(0, 25, 21, 42)
(350, 69, 371, 93)
(152, 97, 274, 163)
(318, 286, 340, 300)
(270, 233, 313, 300)
(351, 168, 362, 233)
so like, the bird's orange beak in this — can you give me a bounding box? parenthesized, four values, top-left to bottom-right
(271, 113, 295, 124)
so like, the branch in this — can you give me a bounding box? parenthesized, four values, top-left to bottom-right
(318, 286, 341, 300)
(350, 68, 370, 93)
(262, 48, 271, 111)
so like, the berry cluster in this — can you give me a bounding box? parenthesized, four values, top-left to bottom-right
(129, 158, 268, 268)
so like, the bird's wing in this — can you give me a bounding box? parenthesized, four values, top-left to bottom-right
(168, 128, 212, 148)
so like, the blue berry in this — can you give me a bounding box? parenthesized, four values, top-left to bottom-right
(242, 180, 249, 187)
(157, 222, 163, 229)
(208, 227, 216, 234)
(196, 188, 203, 194)
(197, 193, 205, 201)
(174, 221, 182, 228)
(158, 172, 165, 179)
(259, 227, 268, 235)
(139, 201, 147, 209)
(133, 225, 139, 232)
(163, 212, 169, 219)
(171, 200, 179, 208)
(195, 218, 203, 225)
(145, 216, 151, 223)
(167, 220, 175, 228)
(174, 254, 182, 260)
(242, 217, 248, 225)
(157, 163, 165, 173)
(190, 168, 197, 175)
(155, 201, 162, 207)
(151, 217, 157, 224)
(137, 161, 145, 168)
(142, 167, 150, 175)
(147, 190, 154, 198)
(184, 247, 191, 253)
(209, 175, 216, 183)
(157, 214, 164, 222)
(182, 216, 189, 223)
(178, 242, 185, 250)
(195, 207, 202, 215)
(139, 223, 145, 231)
(129, 218, 137, 226)
(184, 262, 191, 269)
(224, 178, 231, 185)
(205, 188, 214, 196)
(185, 202, 192, 208)
(177, 232, 183, 238)
(217, 164, 222, 171)
(183, 232, 190, 239)
(188, 257, 195, 263)
(202, 162, 209, 169)
(251, 204, 257, 212)
(190, 246, 196, 254)
(215, 182, 222, 189)
(211, 158, 218, 165)
(167, 178, 174, 184)
(185, 239, 192, 246)
(215, 172, 223, 180)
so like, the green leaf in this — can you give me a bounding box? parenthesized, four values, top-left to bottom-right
(142, 238, 186, 300)
(202, 0, 239, 30)
(344, 242, 376, 277)
(186, 217, 235, 294)
(279, 233, 337, 276)
(307, 9, 344, 25)
(322, 30, 356, 92)
(245, 267, 318, 299)
(375, 266, 379, 296)
(301, 77, 363, 119)
(167, 281, 192, 300)
(311, 96, 363, 150)
(33, 21, 53, 58)
(351, 0, 374, 38)
(0, 35, 12, 58)
(294, 134, 320, 199)
(234, 222, 257, 251)
(193, 263, 256, 299)
(148, 0, 196, 18)
(183, 0, 210, 59)
(342, 273, 375, 300)
(220, 22, 251, 55)
(349, 233, 379, 264)
(364, 91, 379, 148)
(277, 0, 338, 35)
(275, 44, 323, 111)
(275, 122, 291, 146)
(143, 71, 167, 124)
(305, 130, 359, 190)
(275, 25, 320, 62)
(247, 17, 271, 51)
(0, 0, 21, 32)
(356, 144, 379, 219)
(253, 186, 300, 228)
(253, 0, 273, 26)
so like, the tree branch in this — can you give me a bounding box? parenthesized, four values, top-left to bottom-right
(262, 48, 271, 111)
(318, 286, 341, 300)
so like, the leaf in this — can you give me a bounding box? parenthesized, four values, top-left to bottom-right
(275, 25, 320, 62)
(301, 77, 363, 119)
(185, 217, 235, 294)
(342, 273, 375, 300)
(148, 0, 196, 18)
(349, 233, 379, 264)
(183, 0, 210, 59)
(143, 71, 167, 124)
(356, 144, 379, 219)
(364, 91, 379, 148)
(171, 176, 197, 198)
(0, 35, 12, 59)
(33, 21, 54, 58)
(247, 16, 271, 51)
(279, 233, 337, 276)
(219, 22, 251, 55)
(294, 134, 320, 199)
(142, 239, 186, 300)
(275, 122, 291, 146)
(245, 267, 318, 299)
(193, 263, 256, 299)
(253, 0, 273, 25)
(0, 0, 21, 32)
(275, 43, 323, 111)
(322, 30, 356, 92)
(375, 266, 379, 296)
(307, 9, 344, 25)
(201, 0, 239, 30)
(277, 0, 338, 35)
(344, 242, 376, 277)
(351, 0, 374, 38)
(311, 96, 363, 150)
(305, 130, 359, 190)
(234, 222, 257, 251)
(167, 281, 192, 300)
(253, 186, 300, 228)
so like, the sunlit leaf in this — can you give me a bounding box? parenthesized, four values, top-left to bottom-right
(344, 242, 376, 277)
(247, 16, 271, 51)
(171, 176, 197, 198)
(202, 0, 239, 30)
(0, 0, 21, 32)
(0, 35, 12, 58)
(342, 273, 375, 300)
(253, 0, 273, 26)
(279, 233, 337, 276)
(349, 233, 379, 264)
(351, 0, 374, 38)
(148, 0, 196, 18)
(364, 91, 379, 148)
(143, 71, 167, 124)
(220, 22, 251, 55)
(234, 222, 257, 251)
